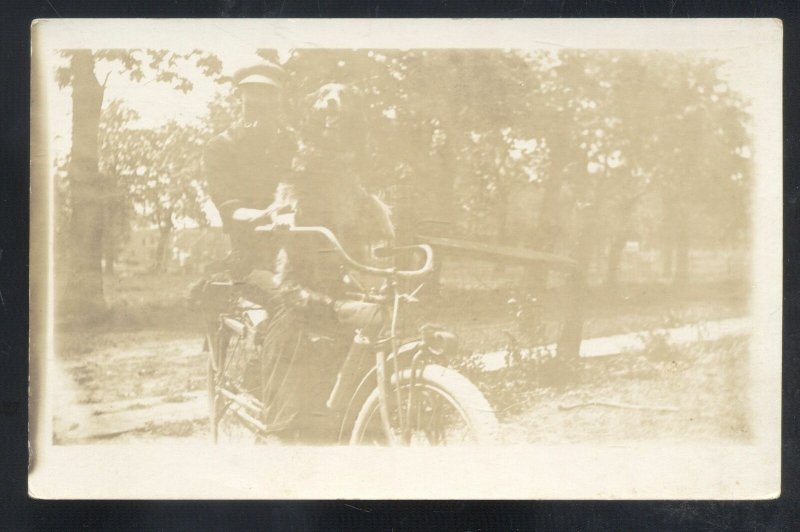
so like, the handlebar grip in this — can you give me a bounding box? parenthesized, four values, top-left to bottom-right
(402, 244, 434, 278)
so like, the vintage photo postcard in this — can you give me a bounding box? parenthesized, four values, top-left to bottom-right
(29, 18, 782, 499)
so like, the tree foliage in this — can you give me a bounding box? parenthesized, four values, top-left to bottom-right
(57, 47, 751, 291)
(98, 100, 209, 271)
(267, 49, 751, 286)
(56, 48, 224, 92)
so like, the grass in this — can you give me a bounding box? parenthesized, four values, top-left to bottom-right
(57, 269, 748, 356)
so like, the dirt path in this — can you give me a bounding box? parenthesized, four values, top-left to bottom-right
(53, 331, 210, 444)
(52, 322, 751, 445)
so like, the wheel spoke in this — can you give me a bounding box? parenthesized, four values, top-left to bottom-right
(353, 375, 488, 446)
(416, 390, 444, 444)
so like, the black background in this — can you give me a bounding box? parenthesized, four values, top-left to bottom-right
(1, 1, 798, 530)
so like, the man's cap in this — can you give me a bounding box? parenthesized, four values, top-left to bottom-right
(232, 62, 285, 89)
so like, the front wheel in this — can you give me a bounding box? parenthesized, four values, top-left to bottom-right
(349, 364, 500, 445)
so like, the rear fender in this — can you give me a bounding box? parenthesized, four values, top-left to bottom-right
(337, 339, 423, 443)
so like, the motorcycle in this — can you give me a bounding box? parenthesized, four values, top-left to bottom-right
(200, 220, 499, 445)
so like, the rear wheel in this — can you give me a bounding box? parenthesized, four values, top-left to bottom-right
(349, 364, 499, 445)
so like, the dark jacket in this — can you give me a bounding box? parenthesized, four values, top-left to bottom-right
(203, 123, 295, 227)
(203, 123, 295, 274)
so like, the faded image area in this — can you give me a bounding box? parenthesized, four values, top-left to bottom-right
(49, 48, 752, 447)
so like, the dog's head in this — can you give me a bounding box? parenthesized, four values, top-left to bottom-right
(301, 83, 367, 153)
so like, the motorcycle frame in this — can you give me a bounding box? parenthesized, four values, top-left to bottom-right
(208, 223, 438, 443)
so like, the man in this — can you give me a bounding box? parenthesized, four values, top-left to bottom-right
(202, 61, 295, 277)
(200, 76, 392, 440)
(196, 61, 296, 421)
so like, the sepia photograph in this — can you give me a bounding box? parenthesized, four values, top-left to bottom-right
(28, 19, 782, 499)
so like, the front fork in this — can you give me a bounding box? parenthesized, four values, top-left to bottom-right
(377, 285, 442, 445)
(402, 349, 428, 444)
(375, 346, 428, 446)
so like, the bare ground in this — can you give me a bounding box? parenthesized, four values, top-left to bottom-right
(481, 336, 751, 445)
(52, 317, 750, 446)
(50, 273, 750, 444)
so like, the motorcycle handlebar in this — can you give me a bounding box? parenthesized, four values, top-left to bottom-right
(253, 223, 434, 279)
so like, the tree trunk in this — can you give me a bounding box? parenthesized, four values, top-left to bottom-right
(556, 168, 604, 366)
(605, 233, 626, 290)
(154, 226, 173, 273)
(63, 50, 107, 318)
(102, 242, 115, 275)
(660, 195, 677, 282)
(661, 241, 675, 280)
(606, 196, 640, 291)
(555, 207, 592, 367)
(495, 192, 509, 246)
(390, 181, 415, 246)
(102, 202, 117, 275)
(493, 187, 510, 274)
(523, 159, 565, 292)
(430, 124, 457, 229)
